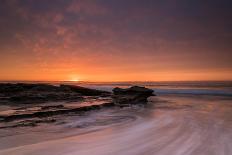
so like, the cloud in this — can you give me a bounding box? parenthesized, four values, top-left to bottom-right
(0, 0, 232, 80)
(67, 0, 108, 15)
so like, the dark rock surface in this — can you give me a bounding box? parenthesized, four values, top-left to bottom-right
(41, 105, 65, 110)
(0, 83, 110, 104)
(0, 83, 155, 125)
(112, 86, 155, 105)
(0, 118, 56, 129)
(8, 92, 83, 104)
(0, 102, 115, 122)
(0, 83, 60, 94)
(60, 85, 110, 96)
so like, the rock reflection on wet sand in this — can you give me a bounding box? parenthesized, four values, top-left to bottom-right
(0, 95, 232, 155)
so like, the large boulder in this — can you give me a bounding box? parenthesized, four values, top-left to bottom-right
(112, 86, 155, 105)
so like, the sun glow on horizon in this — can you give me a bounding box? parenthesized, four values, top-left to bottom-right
(68, 75, 80, 82)
(69, 79, 79, 82)
(69, 78, 79, 82)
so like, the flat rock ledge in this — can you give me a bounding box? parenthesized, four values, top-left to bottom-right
(0, 83, 110, 104)
(113, 86, 155, 105)
(0, 102, 114, 122)
(0, 84, 155, 124)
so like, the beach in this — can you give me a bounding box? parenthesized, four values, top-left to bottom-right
(0, 82, 232, 155)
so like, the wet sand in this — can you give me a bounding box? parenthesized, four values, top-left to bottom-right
(0, 95, 232, 155)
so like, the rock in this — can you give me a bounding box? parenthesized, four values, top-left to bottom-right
(9, 92, 83, 104)
(112, 86, 155, 105)
(41, 105, 65, 110)
(0, 102, 115, 122)
(0, 118, 56, 129)
(0, 83, 25, 94)
(60, 85, 111, 96)
(30, 84, 60, 92)
(0, 83, 59, 94)
(0, 83, 111, 104)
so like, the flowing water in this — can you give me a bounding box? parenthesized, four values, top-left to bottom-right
(0, 81, 232, 155)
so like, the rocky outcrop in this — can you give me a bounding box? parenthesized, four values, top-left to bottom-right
(8, 92, 83, 104)
(0, 84, 157, 127)
(60, 85, 110, 96)
(112, 86, 155, 105)
(0, 102, 115, 122)
(0, 83, 110, 104)
(0, 118, 56, 129)
(0, 83, 60, 94)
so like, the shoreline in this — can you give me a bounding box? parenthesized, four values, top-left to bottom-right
(0, 94, 231, 155)
(0, 83, 232, 155)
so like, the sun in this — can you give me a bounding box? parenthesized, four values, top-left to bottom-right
(69, 78, 79, 82)
(68, 75, 80, 82)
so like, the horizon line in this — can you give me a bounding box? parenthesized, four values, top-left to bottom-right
(0, 80, 232, 83)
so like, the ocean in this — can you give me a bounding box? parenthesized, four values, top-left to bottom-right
(73, 81, 232, 96)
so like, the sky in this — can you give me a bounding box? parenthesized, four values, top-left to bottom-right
(0, 0, 232, 82)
